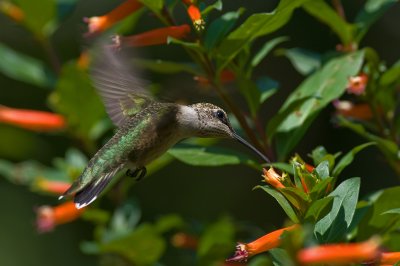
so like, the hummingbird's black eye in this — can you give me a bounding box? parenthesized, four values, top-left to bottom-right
(216, 110, 225, 120)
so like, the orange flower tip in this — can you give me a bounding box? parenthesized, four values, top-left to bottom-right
(35, 202, 85, 233)
(305, 163, 315, 173)
(226, 243, 249, 263)
(77, 51, 90, 69)
(262, 167, 285, 189)
(220, 70, 236, 83)
(0, 2, 24, 22)
(187, 5, 205, 31)
(333, 100, 373, 120)
(346, 73, 368, 95)
(171, 232, 198, 249)
(336, 42, 358, 52)
(36, 179, 71, 194)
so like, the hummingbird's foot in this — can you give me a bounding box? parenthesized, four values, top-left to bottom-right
(126, 167, 147, 181)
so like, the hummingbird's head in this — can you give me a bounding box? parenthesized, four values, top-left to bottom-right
(186, 103, 234, 138)
(178, 103, 271, 163)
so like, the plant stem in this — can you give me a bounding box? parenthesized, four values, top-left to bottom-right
(332, 0, 346, 21)
(40, 37, 61, 74)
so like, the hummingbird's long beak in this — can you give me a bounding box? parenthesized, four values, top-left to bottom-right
(232, 132, 271, 164)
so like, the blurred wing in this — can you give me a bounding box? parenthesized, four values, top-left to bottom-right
(90, 46, 153, 127)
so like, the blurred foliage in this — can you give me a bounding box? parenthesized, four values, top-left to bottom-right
(1, 0, 400, 265)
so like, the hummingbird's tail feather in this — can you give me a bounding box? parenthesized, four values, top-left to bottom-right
(74, 166, 123, 209)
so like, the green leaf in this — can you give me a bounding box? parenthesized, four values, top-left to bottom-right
(201, 0, 223, 16)
(274, 113, 317, 161)
(257, 185, 299, 223)
(381, 208, 400, 215)
(251, 36, 289, 68)
(204, 9, 244, 52)
(167, 37, 202, 52)
(304, 197, 333, 222)
(217, 0, 311, 70)
(314, 177, 360, 242)
(257, 77, 279, 104)
(0, 43, 52, 88)
(132, 58, 199, 75)
(154, 214, 185, 233)
(268, 162, 294, 175)
(337, 117, 398, 160)
(354, 0, 397, 42)
(315, 161, 330, 180)
(357, 187, 400, 241)
(277, 48, 321, 75)
(269, 248, 295, 266)
(50, 61, 106, 141)
(14, 0, 55, 35)
(100, 223, 165, 265)
(274, 51, 364, 133)
(237, 77, 263, 116)
(248, 255, 272, 266)
(332, 142, 375, 177)
(197, 217, 235, 262)
(309, 177, 334, 201)
(380, 59, 400, 87)
(280, 187, 310, 212)
(139, 0, 163, 13)
(310, 146, 340, 169)
(168, 144, 257, 167)
(303, 0, 354, 45)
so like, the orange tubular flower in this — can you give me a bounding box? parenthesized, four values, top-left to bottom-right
(187, 5, 204, 30)
(35, 178, 71, 195)
(380, 252, 400, 265)
(227, 225, 298, 262)
(114, 25, 191, 48)
(297, 239, 380, 265)
(84, 0, 142, 35)
(0, 106, 65, 132)
(262, 167, 285, 189)
(333, 100, 373, 120)
(36, 201, 85, 233)
(346, 73, 368, 95)
(171, 232, 198, 250)
(0, 1, 24, 22)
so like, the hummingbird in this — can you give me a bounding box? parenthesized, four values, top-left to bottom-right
(59, 46, 270, 209)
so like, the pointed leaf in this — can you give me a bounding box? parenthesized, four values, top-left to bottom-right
(14, 0, 55, 35)
(251, 36, 289, 68)
(303, 0, 354, 44)
(217, 0, 311, 70)
(257, 77, 279, 104)
(132, 58, 199, 75)
(332, 142, 375, 177)
(257, 185, 299, 223)
(278, 48, 321, 75)
(354, 0, 397, 42)
(204, 9, 244, 51)
(168, 144, 257, 167)
(304, 197, 333, 222)
(275, 51, 364, 133)
(0, 43, 52, 88)
(314, 177, 360, 242)
(50, 61, 106, 140)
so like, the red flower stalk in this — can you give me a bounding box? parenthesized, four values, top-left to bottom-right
(0, 105, 65, 132)
(227, 224, 298, 262)
(181, 0, 193, 6)
(346, 73, 368, 95)
(36, 201, 85, 233)
(171, 232, 198, 249)
(0, 1, 24, 22)
(35, 178, 71, 195)
(305, 163, 314, 173)
(297, 239, 380, 264)
(333, 100, 373, 120)
(380, 252, 400, 265)
(262, 167, 285, 189)
(84, 0, 142, 35)
(187, 5, 204, 30)
(113, 25, 191, 48)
